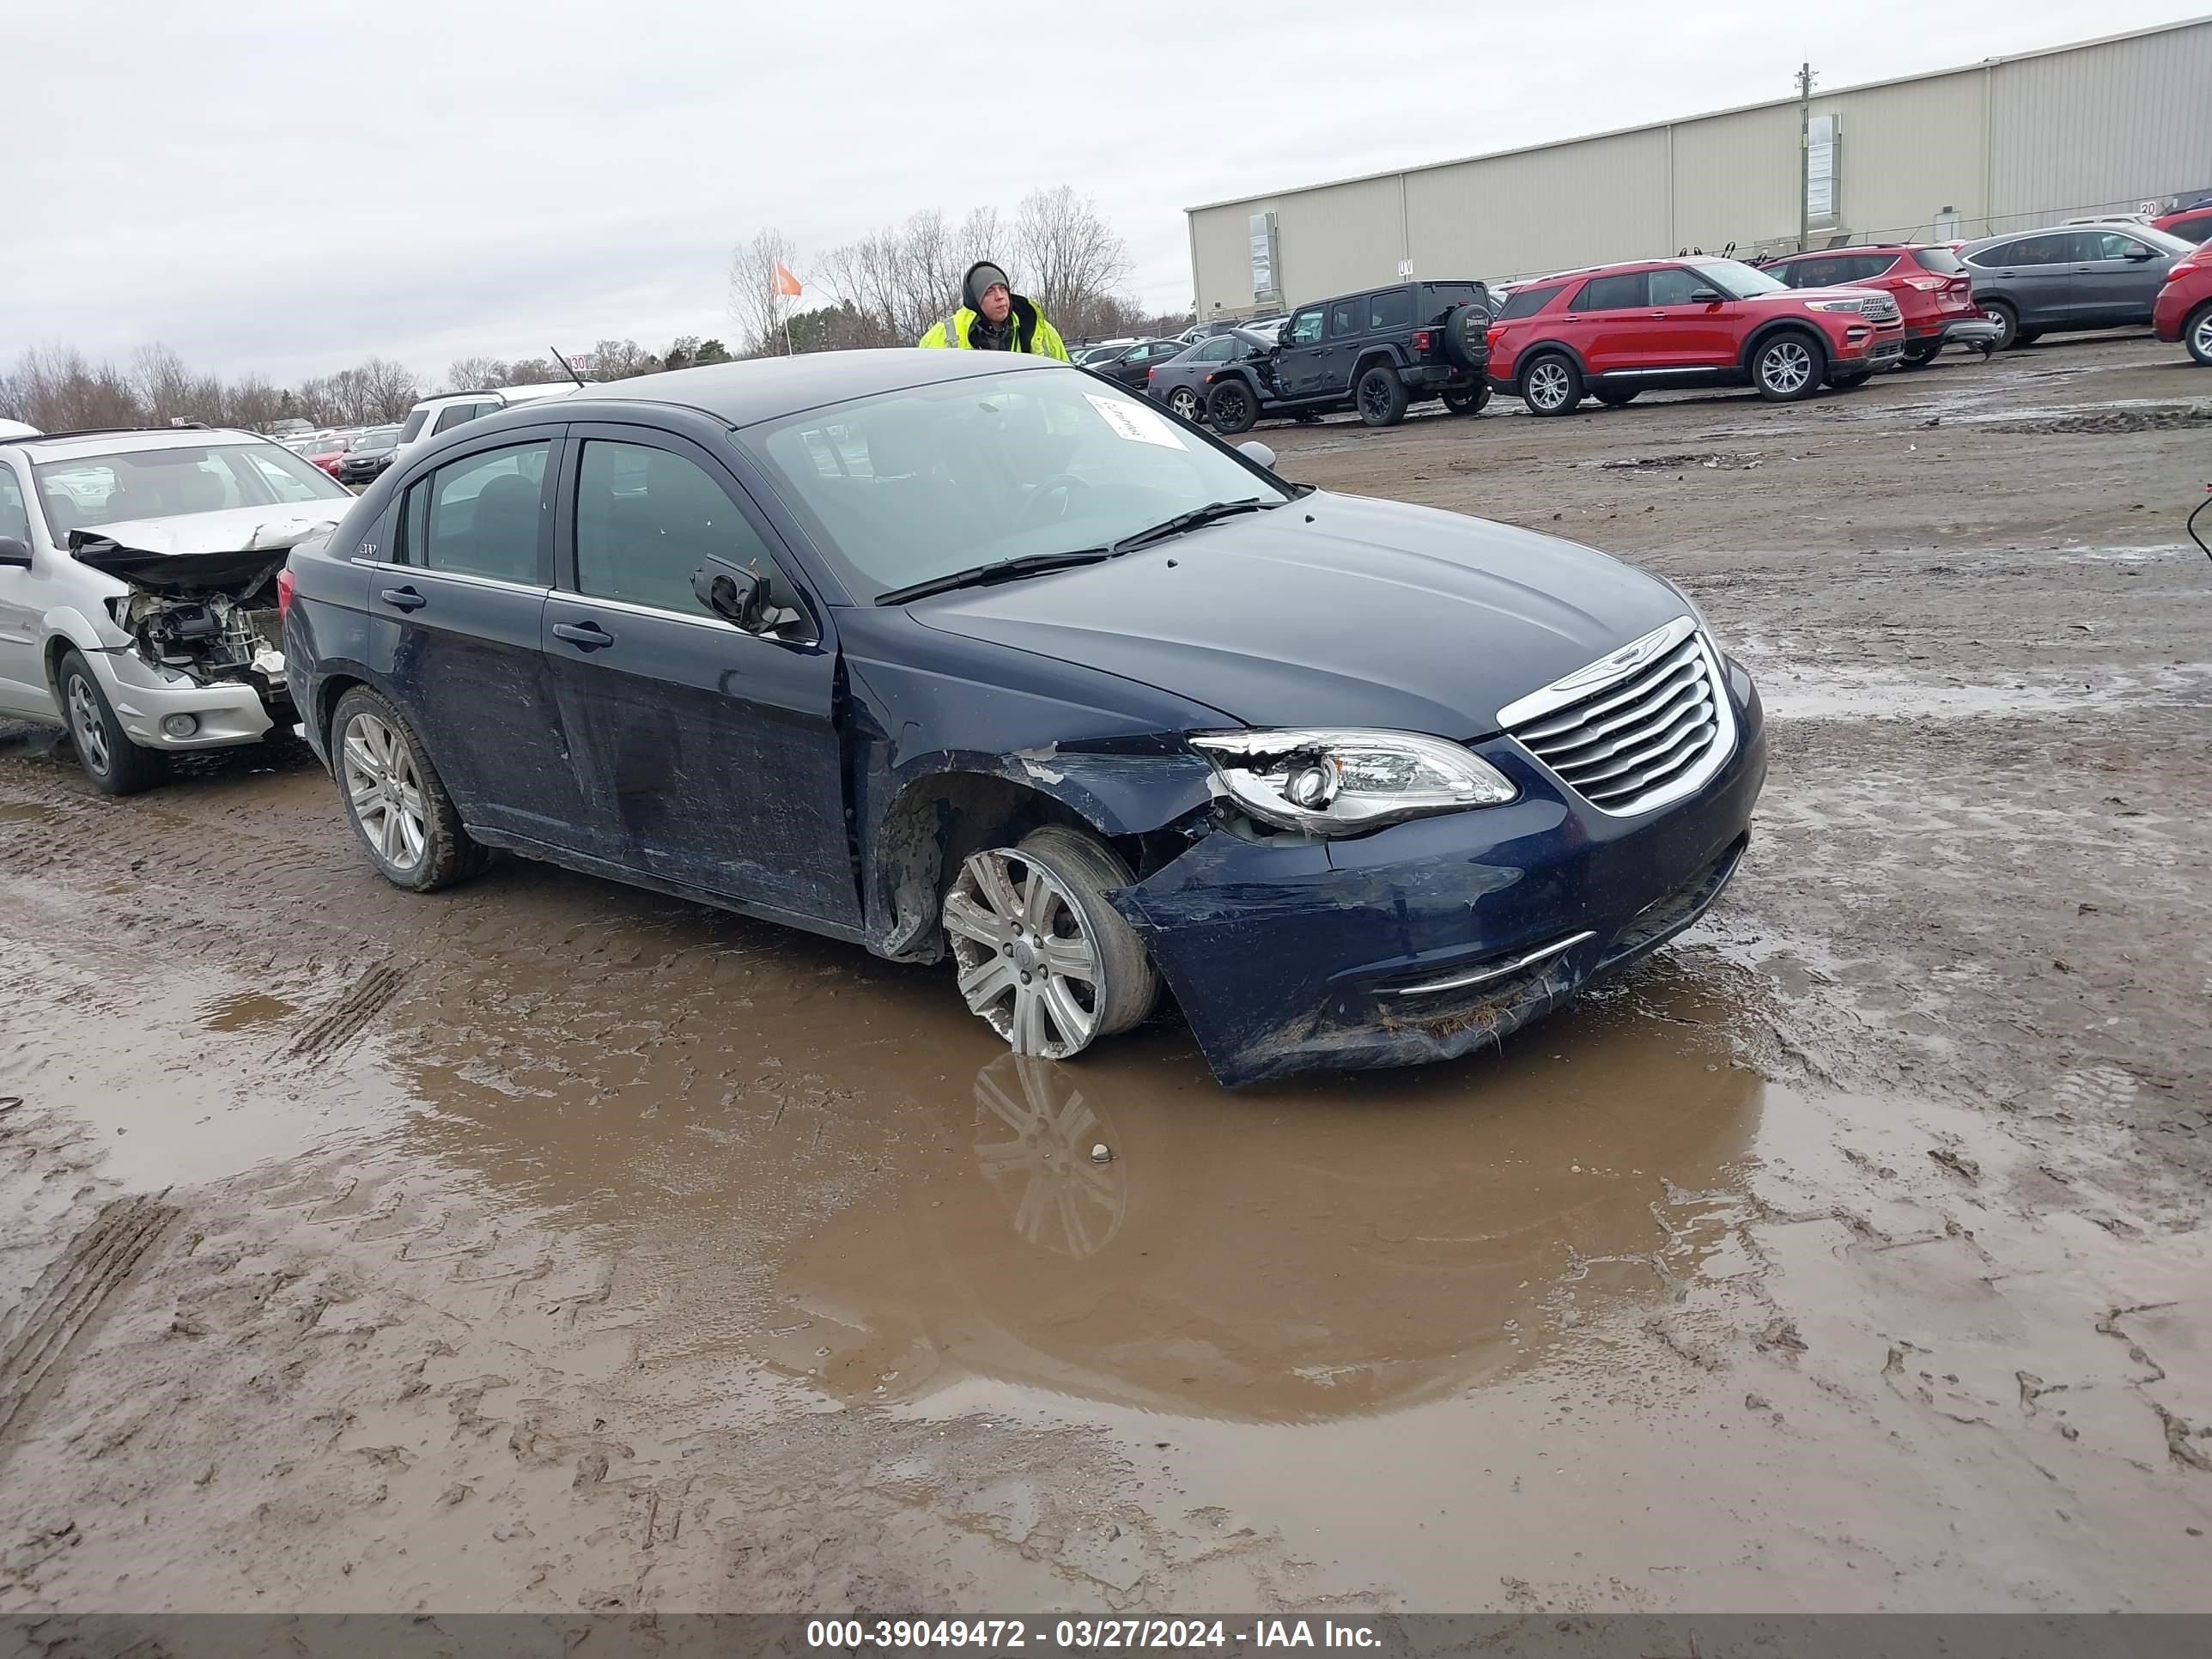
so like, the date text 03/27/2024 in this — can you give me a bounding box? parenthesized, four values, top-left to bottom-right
(804, 1619, 1382, 1649)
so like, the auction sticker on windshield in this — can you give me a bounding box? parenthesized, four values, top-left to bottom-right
(1084, 392, 1185, 449)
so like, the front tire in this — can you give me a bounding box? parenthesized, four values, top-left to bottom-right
(1355, 366, 1410, 427)
(1206, 378, 1259, 434)
(1903, 339, 1942, 368)
(58, 649, 164, 797)
(1440, 386, 1492, 416)
(943, 825, 1159, 1061)
(1521, 353, 1583, 416)
(2189, 302, 2212, 367)
(1752, 331, 1824, 402)
(331, 685, 485, 892)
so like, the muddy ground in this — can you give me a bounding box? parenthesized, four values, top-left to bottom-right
(1, 333, 2208, 1616)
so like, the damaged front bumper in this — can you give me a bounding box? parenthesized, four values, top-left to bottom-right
(1109, 669, 1767, 1087)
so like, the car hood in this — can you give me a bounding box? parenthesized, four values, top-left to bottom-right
(907, 492, 1686, 735)
(68, 503, 355, 596)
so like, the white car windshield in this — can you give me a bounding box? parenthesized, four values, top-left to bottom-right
(743, 368, 1291, 602)
(35, 442, 350, 535)
(1690, 259, 1791, 298)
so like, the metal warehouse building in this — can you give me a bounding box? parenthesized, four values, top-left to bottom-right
(1186, 16, 2212, 318)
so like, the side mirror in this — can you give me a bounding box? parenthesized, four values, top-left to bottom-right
(693, 555, 769, 629)
(1237, 441, 1276, 471)
(0, 537, 30, 568)
(2124, 246, 2157, 261)
(1690, 289, 1723, 304)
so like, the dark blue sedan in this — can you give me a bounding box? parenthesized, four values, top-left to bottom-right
(282, 349, 1765, 1086)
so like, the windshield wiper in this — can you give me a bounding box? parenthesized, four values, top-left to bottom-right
(1108, 496, 1278, 557)
(875, 549, 1111, 605)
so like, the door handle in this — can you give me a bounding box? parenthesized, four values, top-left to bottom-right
(552, 620, 614, 650)
(380, 586, 426, 611)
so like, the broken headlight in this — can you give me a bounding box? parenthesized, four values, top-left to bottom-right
(1188, 729, 1516, 836)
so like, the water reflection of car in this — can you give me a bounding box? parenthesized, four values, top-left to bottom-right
(769, 1030, 1763, 1420)
(286, 349, 1765, 1086)
(336, 425, 403, 487)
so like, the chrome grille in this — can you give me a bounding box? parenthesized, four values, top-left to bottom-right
(1498, 617, 1735, 817)
(1866, 295, 1901, 324)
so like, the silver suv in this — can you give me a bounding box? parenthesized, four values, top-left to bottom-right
(0, 425, 356, 794)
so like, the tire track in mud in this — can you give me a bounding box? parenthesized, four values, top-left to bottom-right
(287, 961, 410, 1067)
(0, 1192, 176, 1439)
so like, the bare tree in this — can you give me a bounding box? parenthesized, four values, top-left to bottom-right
(728, 228, 799, 356)
(132, 344, 198, 425)
(1012, 186, 1133, 341)
(446, 356, 506, 392)
(583, 339, 658, 382)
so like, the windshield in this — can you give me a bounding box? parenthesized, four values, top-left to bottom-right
(742, 368, 1291, 602)
(1691, 259, 1790, 299)
(2133, 225, 2197, 255)
(34, 441, 350, 534)
(353, 429, 399, 453)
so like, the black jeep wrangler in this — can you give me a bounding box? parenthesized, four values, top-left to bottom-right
(1205, 280, 1492, 433)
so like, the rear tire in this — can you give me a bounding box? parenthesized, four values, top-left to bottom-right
(1206, 378, 1259, 434)
(1903, 339, 1942, 368)
(1166, 385, 1201, 422)
(1592, 386, 1639, 407)
(943, 824, 1159, 1061)
(58, 649, 164, 797)
(331, 685, 486, 892)
(2015, 328, 2044, 347)
(2188, 302, 2212, 367)
(1980, 300, 2019, 350)
(1752, 331, 1824, 402)
(1355, 366, 1410, 427)
(1521, 353, 1583, 416)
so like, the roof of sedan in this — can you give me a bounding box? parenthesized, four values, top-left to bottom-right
(4, 426, 273, 459)
(576, 348, 1058, 427)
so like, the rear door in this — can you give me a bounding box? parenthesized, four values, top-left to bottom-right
(370, 428, 584, 842)
(2072, 229, 2172, 324)
(1564, 271, 1651, 374)
(1321, 294, 1368, 396)
(542, 424, 859, 929)
(1970, 234, 2076, 328)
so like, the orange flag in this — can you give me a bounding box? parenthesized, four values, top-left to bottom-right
(773, 260, 803, 297)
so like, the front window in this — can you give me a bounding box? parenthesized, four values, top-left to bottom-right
(1285, 308, 1325, 345)
(1687, 259, 1789, 299)
(0, 466, 29, 544)
(743, 368, 1292, 604)
(33, 441, 348, 536)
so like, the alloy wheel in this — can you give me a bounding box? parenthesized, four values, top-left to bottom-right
(1760, 340, 1814, 396)
(341, 712, 429, 872)
(2194, 309, 2212, 362)
(65, 674, 110, 776)
(1528, 361, 1571, 410)
(1359, 380, 1390, 422)
(945, 848, 1106, 1060)
(1170, 387, 1200, 419)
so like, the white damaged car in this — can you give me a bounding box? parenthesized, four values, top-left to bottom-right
(0, 425, 356, 793)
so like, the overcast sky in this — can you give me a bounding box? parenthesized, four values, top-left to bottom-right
(6, 1, 2201, 389)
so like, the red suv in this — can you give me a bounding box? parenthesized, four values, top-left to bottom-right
(2153, 203, 2212, 246)
(1486, 258, 1908, 416)
(1763, 244, 2000, 366)
(2153, 241, 2212, 365)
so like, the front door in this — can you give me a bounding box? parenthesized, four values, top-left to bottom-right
(2071, 230, 2172, 325)
(542, 428, 859, 930)
(1644, 266, 1739, 368)
(1978, 233, 2078, 330)
(0, 462, 50, 717)
(1273, 306, 1330, 399)
(369, 429, 584, 842)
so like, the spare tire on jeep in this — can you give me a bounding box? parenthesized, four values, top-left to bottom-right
(1441, 302, 1490, 373)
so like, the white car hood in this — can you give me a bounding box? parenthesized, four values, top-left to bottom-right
(69, 502, 350, 558)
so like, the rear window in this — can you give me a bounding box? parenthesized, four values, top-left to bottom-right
(398, 408, 429, 443)
(1571, 273, 1646, 312)
(1497, 285, 1563, 319)
(1419, 283, 1482, 313)
(1367, 289, 1413, 331)
(2170, 213, 2212, 244)
(1912, 246, 1966, 275)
